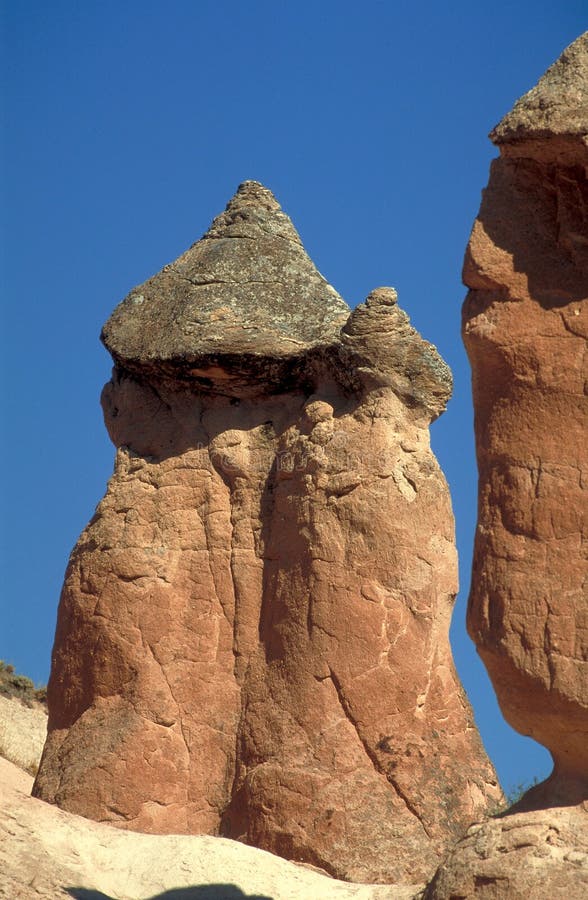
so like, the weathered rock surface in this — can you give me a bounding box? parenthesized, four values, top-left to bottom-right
(34, 181, 500, 883)
(1, 758, 417, 899)
(0, 695, 46, 776)
(423, 802, 588, 899)
(5, 747, 587, 900)
(463, 33, 588, 803)
(101, 181, 351, 395)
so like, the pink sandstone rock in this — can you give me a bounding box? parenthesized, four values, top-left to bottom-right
(34, 181, 501, 883)
(462, 33, 588, 806)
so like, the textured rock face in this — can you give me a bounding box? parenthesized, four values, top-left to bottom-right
(463, 34, 588, 801)
(424, 803, 588, 899)
(34, 181, 500, 883)
(1, 759, 418, 899)
(0, 696, 46, 777)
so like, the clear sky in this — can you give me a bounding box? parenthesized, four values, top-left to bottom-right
(1, 1, 584, 798)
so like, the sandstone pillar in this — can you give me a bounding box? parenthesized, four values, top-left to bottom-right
(463, 33, 588, 806)
(35, 181, 501, 882)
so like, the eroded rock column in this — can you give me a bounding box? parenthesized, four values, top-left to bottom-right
(463, 33, 588, 805)
(34, 181, 501, 883)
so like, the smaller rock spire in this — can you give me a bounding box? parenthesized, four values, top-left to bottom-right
(341, 286, 452, 419)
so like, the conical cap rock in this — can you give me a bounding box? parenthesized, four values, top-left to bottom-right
(101, 181, 350, 383)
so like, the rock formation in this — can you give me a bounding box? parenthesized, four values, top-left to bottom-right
(5, 750, 588, 900)
(34, 180, 500, 884)
(0, 695, 46, 777)
(423, 802, 588, 899)
(463, 33, 588, 805)
(1, 758, 418, 900)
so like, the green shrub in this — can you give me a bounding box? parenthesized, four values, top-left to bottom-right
(505, 776, 540, 807)
(0, 660, 47, 707)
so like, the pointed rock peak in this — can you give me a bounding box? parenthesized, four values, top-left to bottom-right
(341, 287, 452, 419)
(491, 32, 588, 143)
(101, 182, 350, 389)
(204, 180, 302, 244)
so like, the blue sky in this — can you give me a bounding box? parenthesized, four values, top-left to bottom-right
(1, 1, 584, 796)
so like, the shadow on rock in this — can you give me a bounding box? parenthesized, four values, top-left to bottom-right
(66, 886, 273, 900)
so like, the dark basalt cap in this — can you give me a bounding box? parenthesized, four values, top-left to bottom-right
(101, 181, 350, 387)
